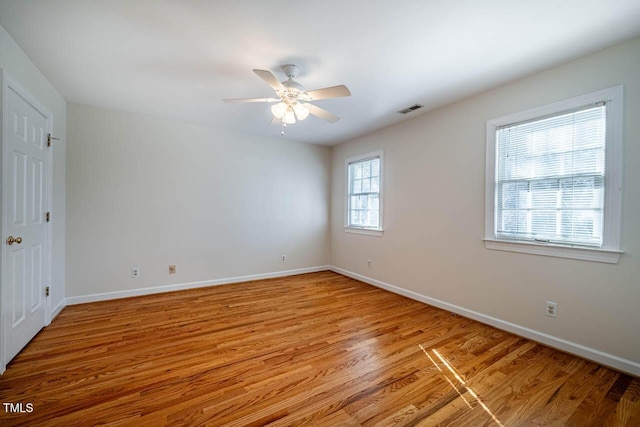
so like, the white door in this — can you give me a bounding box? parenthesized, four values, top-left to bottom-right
(2, 78, 49, 364)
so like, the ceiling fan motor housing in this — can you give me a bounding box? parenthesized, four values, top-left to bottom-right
(279, 65, 305, 104)
(281, 80, 304, 104)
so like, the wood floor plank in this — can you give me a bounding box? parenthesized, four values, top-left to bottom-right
(0, 271, 638, 426)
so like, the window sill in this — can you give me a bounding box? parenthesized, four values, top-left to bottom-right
(344, 227, 384, 237)
(483, 238, 622, 264)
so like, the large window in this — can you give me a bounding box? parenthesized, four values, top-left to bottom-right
(485, 87, 622, 263)
(345, 151, 383, 235)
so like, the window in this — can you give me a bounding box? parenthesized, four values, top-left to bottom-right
(485, 86, 623, 263)
(345, 151, 383, 236)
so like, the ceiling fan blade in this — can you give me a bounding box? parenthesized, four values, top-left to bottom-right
(223, 97, 279, 103)
(305, 85, 351, 100)
(253, 69, 284, 92)
(304, 103, 340, 123)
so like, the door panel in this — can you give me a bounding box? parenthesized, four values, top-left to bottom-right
(10, 248, 26, 327)
(32, 158, 44, 224)
(30, 244, 43, 311)
(12, 151, 27, 226)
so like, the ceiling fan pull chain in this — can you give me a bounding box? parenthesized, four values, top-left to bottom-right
(281, 121, 286, 135)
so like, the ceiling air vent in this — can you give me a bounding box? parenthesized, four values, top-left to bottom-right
(398, 104, 423, 114)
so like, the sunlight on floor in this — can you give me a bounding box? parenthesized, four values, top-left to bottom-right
(419, 344, 505, 427)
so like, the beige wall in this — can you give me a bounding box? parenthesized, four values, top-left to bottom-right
(0, 25, 67, 315)
(66, 104, 330, 298)
(331, 37, 640, 368)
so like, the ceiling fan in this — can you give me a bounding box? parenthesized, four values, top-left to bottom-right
(223, 64, 351, 129)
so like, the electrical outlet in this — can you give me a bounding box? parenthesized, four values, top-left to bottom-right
(169, 265, 176, 274)
(367, 259, 372, 268)
(281, 254, 287, 263)
(546, 301, 558, 318)
(131, 267, 140, 278)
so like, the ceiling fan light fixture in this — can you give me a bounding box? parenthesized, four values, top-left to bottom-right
(292, 103, 309, 120)
(271, 102, 288, 119)
(283, 107, 296, 124)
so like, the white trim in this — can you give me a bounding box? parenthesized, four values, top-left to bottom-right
(344, 227, 384, 237)
(483, 238, 622, 264)
(330, 265, 640, 377)
(44, 92, 54, 327)
(601, 86, 623, 251)
(485, 86, 624, 262)
(344, 150, 384, 232)
(66, 266, 330, 305)
(51, 298, 66, 319)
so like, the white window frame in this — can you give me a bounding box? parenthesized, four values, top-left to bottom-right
(345, 150, 384, 237)
(484, 86, 623, 263)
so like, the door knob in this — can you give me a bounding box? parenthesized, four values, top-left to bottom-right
(6, 236, 22, 245)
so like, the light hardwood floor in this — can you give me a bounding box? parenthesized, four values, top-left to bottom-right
(0, 271, 638, 426)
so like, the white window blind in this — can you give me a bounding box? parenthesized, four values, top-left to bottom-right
(348, 156, 381, 229)
(495, 104, 606, 247)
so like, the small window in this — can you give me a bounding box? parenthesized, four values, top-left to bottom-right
(485, 87, 623, 263)
(345, 151, 383, 236)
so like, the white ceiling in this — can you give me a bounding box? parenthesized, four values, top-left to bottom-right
(1, 1, 640, 146)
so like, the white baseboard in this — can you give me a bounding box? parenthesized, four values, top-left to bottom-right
(66, 266, 330, 305)
(51, 299, 66, 319)
(330, 265, 640, 377)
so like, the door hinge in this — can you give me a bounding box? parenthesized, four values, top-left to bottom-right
(45, 286, 50, 297)
(47, 133, 59, 147)
(46, 212, 51, 222)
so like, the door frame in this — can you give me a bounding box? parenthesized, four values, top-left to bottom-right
(0, 69, 54, 374)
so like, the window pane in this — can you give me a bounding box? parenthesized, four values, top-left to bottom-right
(352, 179, 361, 194)
(358, 195, 368, 209)
(531, 180, 558, 209)
(369, 194, 379, 210)
(531, 210, 557, 238)
(358, 210, 367, 225)
(498, 210, 527, 237)
(366, 210, 378, 228)
(573, 148, 605, 175)
(500, 182, 528, 209)
(362, 162, 371, 178)
(561, 177, 604, 209)
(371, 159, 380, 177)
(561, 210, 602, 245)
(353, 164, 362, 179)
(371, 177, 379, 192)
(350, 210, 359, 225)
(350, 196, 358, 211)
(362, 178, 370, 192)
